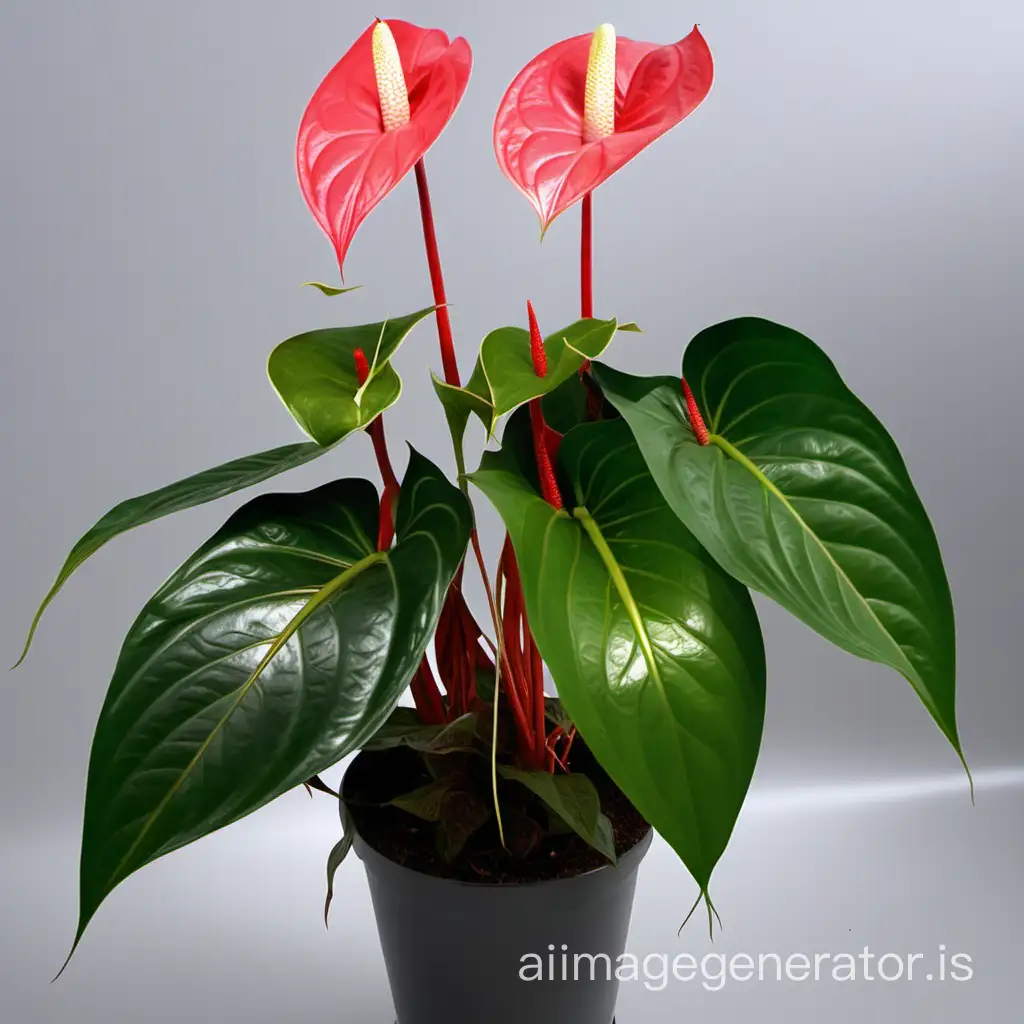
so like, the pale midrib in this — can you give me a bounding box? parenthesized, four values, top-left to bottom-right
(104, 550, 389, 895)
(572, 504, 707, 869)
(573, 507, 664, 694)
(708, 433, 916, 681)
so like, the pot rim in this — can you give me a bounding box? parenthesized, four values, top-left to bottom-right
(351, 824, 654, 891)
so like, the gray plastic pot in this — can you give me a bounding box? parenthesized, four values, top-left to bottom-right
(348, 772, 653, 1024)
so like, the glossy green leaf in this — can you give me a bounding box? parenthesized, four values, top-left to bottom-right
(267, 307, 434, 446)
(499, 766, 616, 863)
(592, 319, 964, 763)
(68, 448, 470, 961)
(470, 419, 765, 904)
(14, 441, 337, 667)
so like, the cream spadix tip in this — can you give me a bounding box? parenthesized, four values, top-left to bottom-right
(372, 20, 410, 131)
(583, 23, 616, 142)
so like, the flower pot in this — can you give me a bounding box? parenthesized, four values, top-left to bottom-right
(343, 751, 653, 1024)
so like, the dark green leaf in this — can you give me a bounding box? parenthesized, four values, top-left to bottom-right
(593, 318, 963, 762)
(544, 697, 574, 731)
(267, 307, 435, 445)
(391, 778, 452, 821)
(14, 441, 335, 667)
(324, 800, 355, 927)
(364, 710, 480, 755)
(435, 789, 490, 861)
(541, 372, 590, 435)
(499, 766, 616, 863)
(470, 420, 765, 902)
(68, 448, 470, 960)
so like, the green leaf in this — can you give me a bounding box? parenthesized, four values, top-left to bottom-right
(541, 372, 590, 435)
(431, 369, 493, 452)
(324, 800, 355, 927)
(391, 778, 452, 821)
(267, 307, 435, 445)
(435, 789, 491, 861)
(364, 709, 480, 755)
(302, 281, 362, 296)
(67, 448, 470, 962)
(592, 318, 964, 763)
(14, 441, 337, 667)
(439, 318, 620, 440)
(470, 419, 766, 903)
(499, 766, 616, 863)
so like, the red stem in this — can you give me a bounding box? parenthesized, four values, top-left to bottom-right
(581, 192, 593, 319)
(414, 159, 460, 387)
(354, 348, 400, 549)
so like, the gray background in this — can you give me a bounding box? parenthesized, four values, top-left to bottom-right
(1, 0, 1021, 1020)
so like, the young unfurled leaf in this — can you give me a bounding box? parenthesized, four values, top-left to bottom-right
(302, 281, 363, 296)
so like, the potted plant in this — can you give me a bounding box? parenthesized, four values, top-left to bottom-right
(16, 17, 968, 1024)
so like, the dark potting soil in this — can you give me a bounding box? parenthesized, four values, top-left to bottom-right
(344, 743, 650, 884)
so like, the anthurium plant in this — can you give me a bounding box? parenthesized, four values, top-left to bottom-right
(18, 18, 967, 969)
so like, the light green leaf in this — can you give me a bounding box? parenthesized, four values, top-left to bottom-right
(302, 281, 363, 296)
(267, 307, 434, 445)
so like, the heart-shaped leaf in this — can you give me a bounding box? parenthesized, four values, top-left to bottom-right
(14, 441, 339, 667)
(499, 766, 616, 863)
(592, 318, 964, 764)
(267, 306, 434, 446)
(470, 419, 765, 907)
(433, 318, 621, 447)
(68, 448, 470, 961)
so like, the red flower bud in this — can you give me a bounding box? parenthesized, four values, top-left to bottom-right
(526, 299, 547, 378)
(681, 377, 709, 446)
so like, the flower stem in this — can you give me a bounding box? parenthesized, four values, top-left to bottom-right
(414, 158, 460, 387)
(581, 192, 594, 319)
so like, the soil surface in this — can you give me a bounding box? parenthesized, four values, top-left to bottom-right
(344, 743, 650, 884)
